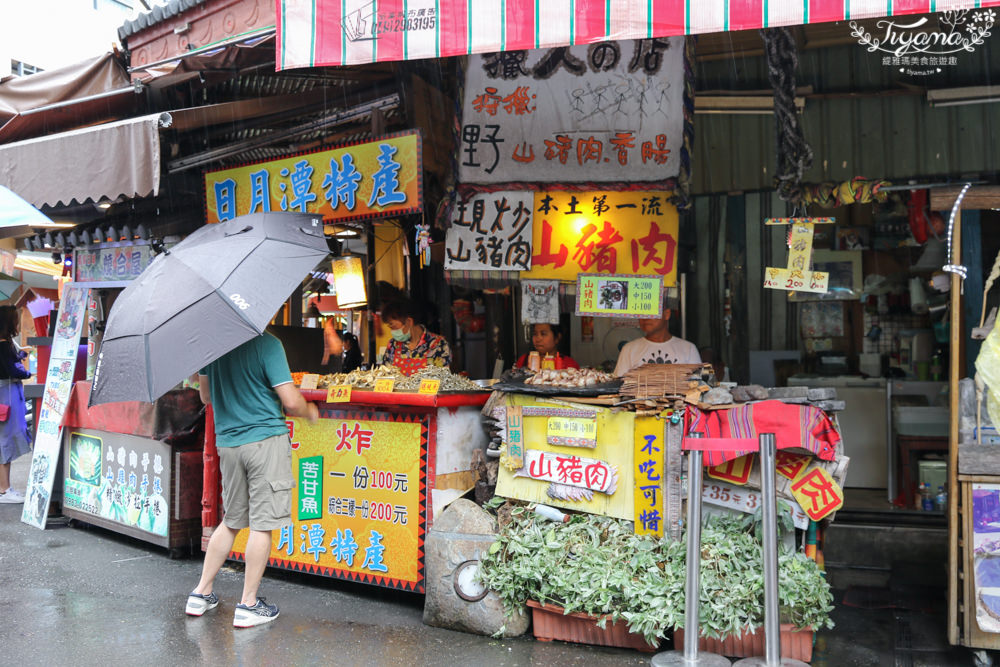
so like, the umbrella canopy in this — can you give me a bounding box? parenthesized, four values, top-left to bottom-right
(0, 185, 53, 238)
(89, 211, 330, 405)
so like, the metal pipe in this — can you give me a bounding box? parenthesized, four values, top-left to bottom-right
(759, 433, 780, 666)
(684, 437, 704, 661)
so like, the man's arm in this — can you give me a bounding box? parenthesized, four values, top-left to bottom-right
(274, 383, 319, 423)
(198, 374, 211, 405)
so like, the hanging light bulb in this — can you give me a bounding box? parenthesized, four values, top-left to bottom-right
(331, 256, 367, 309)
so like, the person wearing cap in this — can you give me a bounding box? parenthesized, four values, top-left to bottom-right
(613, 306, 700, 376)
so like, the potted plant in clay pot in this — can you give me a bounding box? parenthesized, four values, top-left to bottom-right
(477, 502, 833, 657)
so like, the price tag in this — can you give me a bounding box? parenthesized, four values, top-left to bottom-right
(326, 384, 352, 403)
(373, 377, 395, 393)
(299, 374, 319, 390)
(546, 417, 597, 448)
(418, 378, 440, 395)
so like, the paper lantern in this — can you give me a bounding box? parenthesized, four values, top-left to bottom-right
(331, 256, 367, 309)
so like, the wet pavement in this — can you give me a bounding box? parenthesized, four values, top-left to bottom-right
(0, 454, 986, 666)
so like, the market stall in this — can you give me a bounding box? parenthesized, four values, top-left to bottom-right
(210, 371, 490, 593)
(59, 381, 206, 554)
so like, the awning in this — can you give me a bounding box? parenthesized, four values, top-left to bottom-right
(277, 0, 1000, 68)
(0, 185, 53, 238)
(0, 112, 170, 209)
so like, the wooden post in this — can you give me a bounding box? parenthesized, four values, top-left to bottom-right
(948, 209, 962, 646)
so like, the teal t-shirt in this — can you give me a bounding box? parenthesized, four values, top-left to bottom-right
(201, 333, 293, 448)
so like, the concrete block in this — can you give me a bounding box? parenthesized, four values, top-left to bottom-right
(807, 387, 837, 400)
(768, 386, 809, 399)
(816, 400, 846, 412)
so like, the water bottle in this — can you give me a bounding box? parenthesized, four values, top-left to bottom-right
(921, 483, 934, 512)
(936, 486, 947, 511)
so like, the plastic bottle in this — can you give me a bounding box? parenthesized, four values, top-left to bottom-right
(921, 483, 935, 512)
(936, 486, 947, 511)
(541, 353, 556, 370)
(533, 504, 569, 523)
(528, 351, 541, 371)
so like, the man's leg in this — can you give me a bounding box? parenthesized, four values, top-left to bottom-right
(240, 528, 273, 605)
(0, 461, 10, 492)
(193, 523, 239, 596)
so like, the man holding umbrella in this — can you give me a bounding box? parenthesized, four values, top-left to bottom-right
(88, 211, 333, 627)
(186, 332, 318, 626)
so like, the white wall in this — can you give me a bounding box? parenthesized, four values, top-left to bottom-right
(1, 0, 141, 76)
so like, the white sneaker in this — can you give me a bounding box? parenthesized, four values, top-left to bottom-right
(0, 487, 25, 503)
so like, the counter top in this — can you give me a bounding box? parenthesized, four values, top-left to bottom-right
(301, 389, 490, 409)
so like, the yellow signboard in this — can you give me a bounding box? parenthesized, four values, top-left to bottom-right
(576, 273, 663, 318)
(231, 414, 426, 592)
(496, 394, 634, 520)
(373, 378, 395, 393)
(633, 417, 665, 537)
(417, 379, 440, 395)
(204, 131, 423, 224)
(521, 191, 679, 285)
(327, 385, 352, 403)
(763, 218, 832, 294)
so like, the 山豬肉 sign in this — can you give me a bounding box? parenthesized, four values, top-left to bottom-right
(204, 131, 423, 225)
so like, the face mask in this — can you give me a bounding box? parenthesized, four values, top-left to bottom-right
(390, 327, 411, 342)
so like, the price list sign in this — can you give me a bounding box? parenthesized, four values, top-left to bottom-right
(763, 218, 832, 294)
(575, 273, 663, 318)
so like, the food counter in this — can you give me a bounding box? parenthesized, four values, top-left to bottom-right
(59, 382, 206, 555)
(213, 389, 490, 593)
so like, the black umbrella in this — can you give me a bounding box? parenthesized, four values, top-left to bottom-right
(89, 211, 330, 405)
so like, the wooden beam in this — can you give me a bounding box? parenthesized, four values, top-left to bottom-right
(948, 210, 962, 646)
(931, 186, 1000, 212)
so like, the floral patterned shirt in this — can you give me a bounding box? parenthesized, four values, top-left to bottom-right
(382, 329, 452, 375)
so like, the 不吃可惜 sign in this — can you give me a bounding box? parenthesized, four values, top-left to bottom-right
(204, 131, 422, 225)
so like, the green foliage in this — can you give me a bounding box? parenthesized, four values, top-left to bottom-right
(477, 509, 834, 646)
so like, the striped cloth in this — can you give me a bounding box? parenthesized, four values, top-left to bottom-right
(277, 1, 1000, 69)
(684, 400, 840, 467)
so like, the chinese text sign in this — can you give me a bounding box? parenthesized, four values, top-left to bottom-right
(576, 273, 663, 318)
(444, 191, 533, 270)
(204, 132, 422, 224)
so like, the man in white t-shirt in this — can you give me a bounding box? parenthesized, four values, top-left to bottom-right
(613, 308, 701, 376)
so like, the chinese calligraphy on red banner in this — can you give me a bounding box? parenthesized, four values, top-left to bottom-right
(461, 40, 684, 184)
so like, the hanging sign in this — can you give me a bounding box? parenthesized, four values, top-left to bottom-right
(789, 465, 844, 521)
(516, 449, 618, 495)
(576, 273, 663, 318)
(521, 191, 679, 284)
(763, 218, 833, 294)
(521, 280, 560, 324)
(633, 418, 665, 537)
(231, 413, 426, 591)
(74, 245, 156, 283)
(775, 450, 811, 480)
(22, 284, 89, 529)
(505, 405, 524, 470)
(460, 39, 684, 184)
(444, 191, 533, 270)
(204, 131, 422, 225)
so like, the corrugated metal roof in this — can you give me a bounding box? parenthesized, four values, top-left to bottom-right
(692, 31, 1000, 194)
(118, 0, 207, 41)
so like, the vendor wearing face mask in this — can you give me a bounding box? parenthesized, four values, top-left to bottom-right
(380, 298, 452, 376)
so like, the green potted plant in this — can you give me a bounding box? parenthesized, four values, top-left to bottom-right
(477, 502, 834, 656)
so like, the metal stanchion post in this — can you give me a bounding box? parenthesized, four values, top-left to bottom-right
(652, 433, 730, 667)
(734, 434, 809, 667)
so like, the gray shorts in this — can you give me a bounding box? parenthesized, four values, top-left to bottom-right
(218, 433, 295, 531)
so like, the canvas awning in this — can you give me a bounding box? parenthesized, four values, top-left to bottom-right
(277, 0, 1000, 69)
(0, 112, 171, 209)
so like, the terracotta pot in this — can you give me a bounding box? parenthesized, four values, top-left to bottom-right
(673, 624, 814, 662)
(525, 600, 658, 652)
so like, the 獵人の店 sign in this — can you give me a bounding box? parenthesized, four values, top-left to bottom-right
(204, 131, 422, 224)
(521, 190, 678, 285)
(460, 39, 684, 184)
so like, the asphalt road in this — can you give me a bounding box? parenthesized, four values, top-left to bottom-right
(0, 453, 648, 666)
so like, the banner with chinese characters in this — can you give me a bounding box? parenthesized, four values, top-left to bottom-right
(763, 218, 832, 295)
(633, 417, 664, 537)
(576, 273, 663, 318)
(460, 39, 683, 184)
(22, 285, 89, 529)
(63, 430, 170, 537)
(231, 410, 426, 592)
(444, 191, 533, 270)
(522, 191, 678, 284)
(74, 245, 156, 283)
(204, 131, 422, 225)
(497, 394, 633, 520)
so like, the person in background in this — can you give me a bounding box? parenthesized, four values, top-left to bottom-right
(0, 306, 31, 504)
(380, 298, 452, 376)
(341, 332, 362, 372)
(513, 323, 580, 370)
(189, 332, 318, 627)
(320, 318, 344, 372)
(614, 306, 700, 376)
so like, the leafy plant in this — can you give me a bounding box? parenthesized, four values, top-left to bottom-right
(477, 505, 834, 646)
